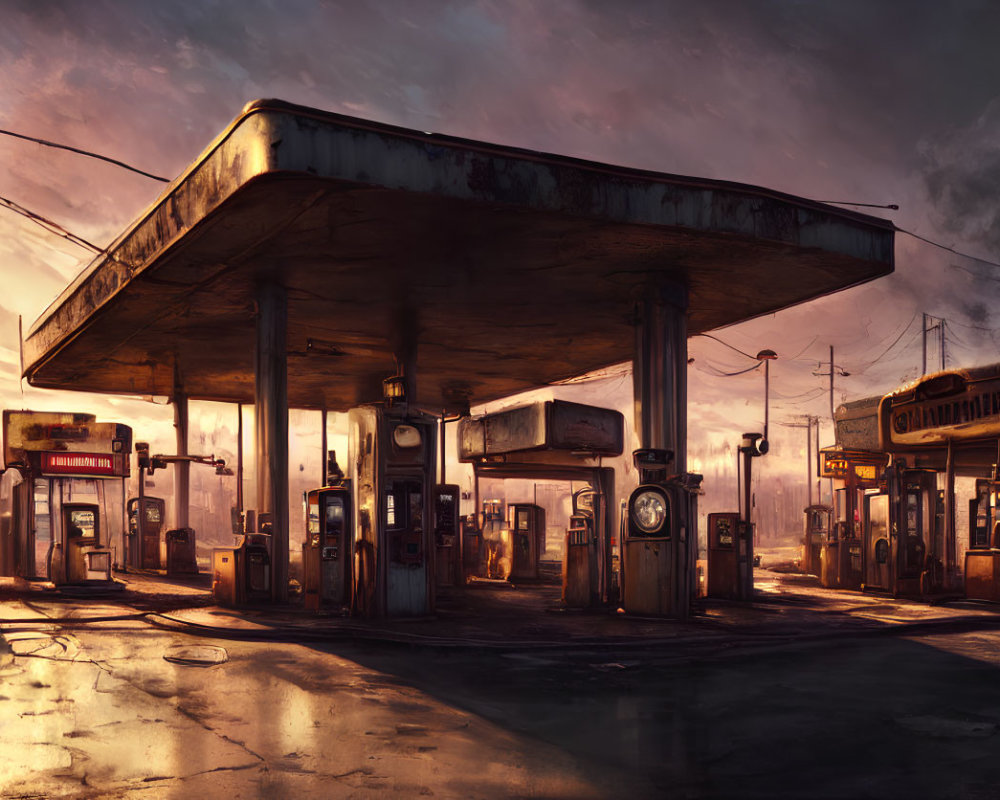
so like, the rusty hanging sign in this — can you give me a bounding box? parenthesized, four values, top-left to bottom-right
(880, 365, 1000, 449)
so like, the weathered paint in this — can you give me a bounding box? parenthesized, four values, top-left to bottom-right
(23, 99, 895, 411)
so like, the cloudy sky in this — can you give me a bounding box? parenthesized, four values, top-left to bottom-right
(1, 0, 999, 509)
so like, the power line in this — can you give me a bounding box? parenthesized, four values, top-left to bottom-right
(786, 335, 819, 362)
(851, 313, 920, 374)
(0, 128, 169, 182)
(0, 194, 103, 254)
(897, 226, 1000, 269)
(694, 359, 763, 378)
(693, 333, 757, 360)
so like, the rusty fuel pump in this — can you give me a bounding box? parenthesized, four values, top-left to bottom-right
(737, 432, 768, 600)
(622, 448, 703, 616)
(135, 442, 232, 575)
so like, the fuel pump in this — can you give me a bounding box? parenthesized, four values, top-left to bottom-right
(302, 482, 352, 611)
(563, 489, 596, 608)
(802, 505, 832, 578)
(736, 432, 767, 601)
(622, 448, 703, 617)
(874, 465, 940, 598)
(433, 484, 460, 588)
(509, 503, 544, 580)
(707, 512, 742, 599)
(135, 444, 232, 575)
(0, 410, 131, 587)
(127, 495, 165, 570)
(349, 402, 436, 617)
(966, 478, 1000, 601)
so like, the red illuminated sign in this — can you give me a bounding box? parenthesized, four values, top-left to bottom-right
(42, 452, 116, 476)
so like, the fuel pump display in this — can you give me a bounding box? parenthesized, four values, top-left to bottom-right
(0, 410, 130, 586)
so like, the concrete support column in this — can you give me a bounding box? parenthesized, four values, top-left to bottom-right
(174, 391, 189, 530)
(255, 282, 289, 601)
(632, 283, 688, 471)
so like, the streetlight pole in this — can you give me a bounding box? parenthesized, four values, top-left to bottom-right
(756, 349, 777, 444)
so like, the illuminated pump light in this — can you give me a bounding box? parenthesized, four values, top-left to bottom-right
(627, 485, 671, 537)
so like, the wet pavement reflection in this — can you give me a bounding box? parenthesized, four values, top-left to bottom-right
(4, 569, 1000, 797)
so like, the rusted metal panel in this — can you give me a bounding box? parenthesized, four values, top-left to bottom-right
(546, 400, 624, 454)
(3, 410, 131, 475)
(457, 417, 485, 462)
(622, 539, 672, 615)
(459, 400, 623, 461)
(834, 396, 882, 451)
(485, 404, 547, 454)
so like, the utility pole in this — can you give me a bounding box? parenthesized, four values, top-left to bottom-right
(922, 314, 947, 374)
(815, 415, 822, 505)
(829, 345, 834, 422)
(813, 349, 850, 427)
(922, 313, 927, 375)
(780, 416, 816, 507)
(941, 319, 947, 370)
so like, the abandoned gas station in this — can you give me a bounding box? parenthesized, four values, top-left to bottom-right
(19, 98, 895, 619)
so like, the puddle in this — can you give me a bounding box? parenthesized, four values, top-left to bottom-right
(163, 645, 229, 667)
(896, 714, 998, 739)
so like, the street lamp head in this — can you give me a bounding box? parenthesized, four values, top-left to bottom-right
(756, 349, 778, 361)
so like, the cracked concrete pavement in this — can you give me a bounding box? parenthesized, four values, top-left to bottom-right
(6, 571, 1000, 798)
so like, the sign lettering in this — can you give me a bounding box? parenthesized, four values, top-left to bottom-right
(42, 452, 116, 476)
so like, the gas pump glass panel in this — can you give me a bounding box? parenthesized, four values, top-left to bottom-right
(33, 479, 51, 577)
(902, 485, 926, 577)
(325, 497, 344, 533)
(714, 516, 735, 547)
(971, 479, 997, 549)
(628, 485, 670, 537)
(66, 506, 98, 541)
(385, 480, 425, 564)
(323, 495, 345, 559)
(307, 494, 320, 544)
(392, 425, 422, 449)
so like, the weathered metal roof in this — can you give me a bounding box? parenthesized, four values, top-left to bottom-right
(23, 99, 895, 412)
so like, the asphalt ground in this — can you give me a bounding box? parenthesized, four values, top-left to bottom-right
(4, 569, 1000, 798)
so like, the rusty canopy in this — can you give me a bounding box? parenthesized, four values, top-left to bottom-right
(23, 99, 894, 412)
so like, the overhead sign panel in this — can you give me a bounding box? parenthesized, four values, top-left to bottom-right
(459, 400, 624, 461)
(819, 448, 888, 486)
(880, 366, 1000, 449)
(3, 410, 132, 475)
